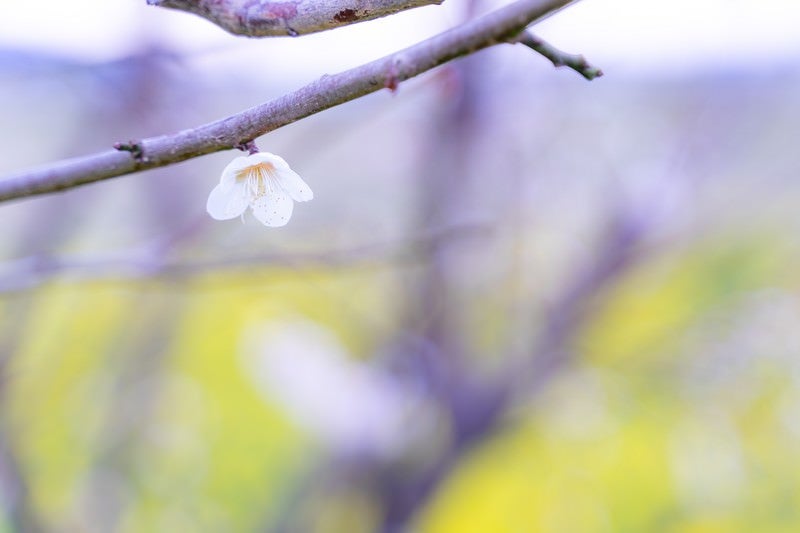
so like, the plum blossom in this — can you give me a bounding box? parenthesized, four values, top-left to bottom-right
(206, 152, 313, 227)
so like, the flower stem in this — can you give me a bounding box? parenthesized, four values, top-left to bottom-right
(236, 141, 260, 155)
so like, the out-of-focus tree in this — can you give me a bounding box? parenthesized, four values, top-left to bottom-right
(2, 1, 800, 532)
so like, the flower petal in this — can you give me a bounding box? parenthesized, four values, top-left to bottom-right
(251, 192, 294, 227)
(207, 182, 249, 220)
(219, 155, 258, 190)
(275, 167, 313, 202)
(248, 152, 312, 202)
(250, 152, 289, 169)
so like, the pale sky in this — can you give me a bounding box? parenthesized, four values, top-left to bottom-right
(0, 0, 799, 77)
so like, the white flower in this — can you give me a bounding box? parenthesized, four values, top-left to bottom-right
(206, 152, 313, 227)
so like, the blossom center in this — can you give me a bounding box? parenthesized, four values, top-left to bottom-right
(236, 162, 280, 199)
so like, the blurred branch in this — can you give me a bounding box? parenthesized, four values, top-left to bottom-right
(0, 312, 41, 531)
(82, 300, 183, 530)
(148, 0, 442, 37)
(516, 212, 643, 392)
(517, 31, 603, 80)
(376, 212, 644, 532)
(0, 223, 490, 295)
(0, 0, 578, 204)
(0, 435, 40, 532)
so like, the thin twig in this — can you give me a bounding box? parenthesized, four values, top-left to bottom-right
(148, 0, 443, 37)
(0, 224, 490, 295)
(0, 0, 577, 204)
(517, 31, 603, 80)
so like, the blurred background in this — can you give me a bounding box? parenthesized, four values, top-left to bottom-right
(2, 0, 800, 531)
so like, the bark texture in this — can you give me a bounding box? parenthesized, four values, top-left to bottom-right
(147, 0, 442, 36)
(0, 0, 576, 203)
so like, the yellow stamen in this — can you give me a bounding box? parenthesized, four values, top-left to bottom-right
(236, 162, 278, 198)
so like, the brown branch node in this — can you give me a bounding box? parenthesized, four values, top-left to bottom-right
(234, 140, 260, 154)
(113, 141, 144, 161)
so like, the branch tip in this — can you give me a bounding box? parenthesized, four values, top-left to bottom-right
(516, 31, 603, 81)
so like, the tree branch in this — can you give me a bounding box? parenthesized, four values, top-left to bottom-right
(517, 30, 603, 80)
(375, 211, 643, 532)
(0, 0, 577, 204)
(0, 223, 489, 295)
(147, 0, 443, 37)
